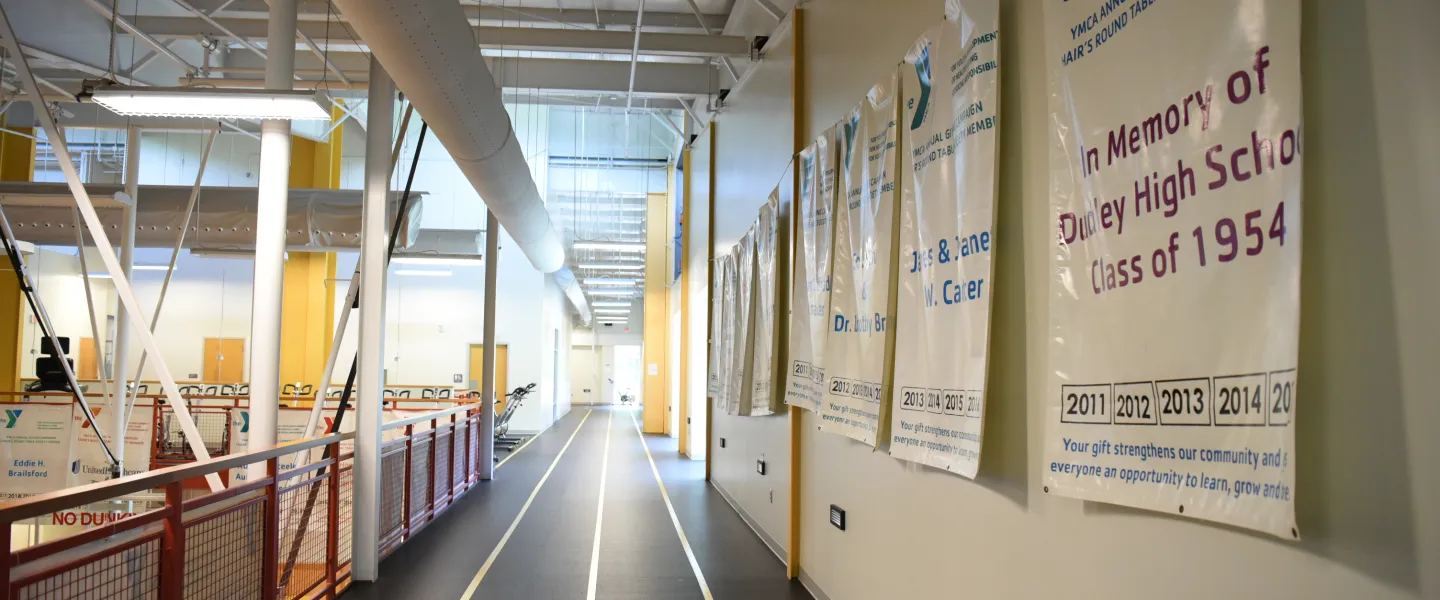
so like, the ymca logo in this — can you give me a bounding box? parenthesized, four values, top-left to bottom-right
(239, 411, 250, 433)
(81, 407, 101, 428)
(909, 42, 933, 131)
(323, 416, 337, 433)
(841, 112, 860, 168)
(4, 409, 21, 428)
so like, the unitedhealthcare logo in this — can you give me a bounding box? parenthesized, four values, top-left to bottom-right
(909, 42, 933, 131)
(4, 409, 21, 428)
(841, 112, 860, 167)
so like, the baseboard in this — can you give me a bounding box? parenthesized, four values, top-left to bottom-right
(798, 569, 832, 600)
(710, 479, 787, 564)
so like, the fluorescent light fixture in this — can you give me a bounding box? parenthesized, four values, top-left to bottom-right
(597, 319, 628, 323)
(133, 265, 173, 271)
(579, 263, 644, 271)
(391, 256, 483, 266)
(574, 242, 646, 252)
(394, 269, 452, 277)
(86, 272, 112, 279)
(588, 290, 637, 297)
(593, 309, 629, 315)
(90, 86, 330, 120)
(584, 278, 637, 286)
(591, 301, 632, 308)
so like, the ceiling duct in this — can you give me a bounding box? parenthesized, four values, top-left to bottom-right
(329, 0, 566, 273)
(553, 266, 592, 326)
(392, 228, 482, 261)
(0, 182, 422, 250)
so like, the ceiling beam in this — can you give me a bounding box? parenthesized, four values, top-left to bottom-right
(130, 15, 751, 58)
(210, 0, 729, 31)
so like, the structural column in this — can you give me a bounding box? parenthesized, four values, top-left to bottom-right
(478, 212, 498, 480)
(111, 125, 140, 474)
(0, 115, 34, 395)
(247, 0, 298, 468)
(352, 55, 394, 582)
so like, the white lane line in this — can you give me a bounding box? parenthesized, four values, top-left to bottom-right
(460, 409, 594, 600)
(495, 424, 541, 469)
(628, 409, 714, 600)
(585, 409, 615, 600)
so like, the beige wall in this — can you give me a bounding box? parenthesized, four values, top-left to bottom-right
(706, 0, 1440, 597)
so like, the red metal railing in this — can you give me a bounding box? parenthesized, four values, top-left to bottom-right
(0, 404, 483, 599)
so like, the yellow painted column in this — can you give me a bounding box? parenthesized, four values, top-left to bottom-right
(278, 106, 343, 396)
(642, 191, 671, 433)
(0, 117, 34, 393)
(678, 148, 693, 454)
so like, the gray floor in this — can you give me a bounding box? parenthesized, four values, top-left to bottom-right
(344, 406, 811, 599)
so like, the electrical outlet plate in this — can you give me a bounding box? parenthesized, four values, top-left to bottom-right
(756, 459, 766, 475)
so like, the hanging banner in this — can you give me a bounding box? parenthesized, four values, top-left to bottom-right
(708, 253, 729, 399)
(0, 403, 71, 499)
(888, 4, 1001, 478)
(728, 228, 757, 416)
(787, 132, 836, 413)
(1042, 0, 1302, 538)
(749, 193, 781, 416)
(718, 253, 739, 415)
(819, 74, 901, 446)
(70, 404, 155, 486)
(230, 408, 336, 483)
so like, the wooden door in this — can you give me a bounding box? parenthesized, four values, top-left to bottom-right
(468, 344, 508, 410)
(78, 337, 99, 380)
(203, 338, 246, 383)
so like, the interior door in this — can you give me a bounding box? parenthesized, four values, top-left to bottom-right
(468, 344, 508, 410)
(204, 338, 246, 383)
(78, 337, 98, 380)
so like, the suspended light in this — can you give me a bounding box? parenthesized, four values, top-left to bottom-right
(391, 256, 484, 266)
(593, 309, 629, 315)
(588, 290, 637, 297)
(89, 86, 331, 120)
(591, 301, 632, 308)
(585, 278, 637, 286)
(394, 269, 452, 277)
(579, 263, 644, 271)
(574, 242, 646, 252)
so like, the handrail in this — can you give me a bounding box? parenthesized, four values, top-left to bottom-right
(0, 431, 352, 522)
(382, 403, 476, 430)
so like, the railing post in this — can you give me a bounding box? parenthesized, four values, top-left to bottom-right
(426, 419, 437, 518)
(262, 457, 280, 600)
(161, 482, 184, 600)
(402, 424, 413, 540)
(449, 413, 458, 496)
(326, 441, 340, 597)
(463, 410, 472, 489)
(2, 518, 12, 598)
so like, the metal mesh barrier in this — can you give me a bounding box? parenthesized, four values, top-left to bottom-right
(156, 407, 231, 460)
(339, 460, 355, 567)
(408, 438, 432, 526)
(184, 498, 265, 600)
(277, 477, 330, 599)
(434, 429, 452, 508)
(15, 537, 161, 600)
(379, 442, 407, 552)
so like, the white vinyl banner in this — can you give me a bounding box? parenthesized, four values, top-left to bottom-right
(819, 75, 900, 446)
(70, 405, 154, 485)
(889, 5, 1000, 478)
(1042, 0, 1302, 537)
(230, 408, 324, 483)
(749, 193, 781, 416)
(717, 253, 739, 415)
(728, 228, 757, 416)
(786, 132, 836, 413)
(708, 253, 729, 398)
(0, 404, 70, 499)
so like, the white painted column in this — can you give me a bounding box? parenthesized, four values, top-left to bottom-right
(352, 55, 393, 582)
(111, 124, 139, 476)
(479, 211, 498, 480)
(246, 0, 297, 471)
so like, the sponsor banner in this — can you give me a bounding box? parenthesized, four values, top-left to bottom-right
(230, 408, 355, 483)
(708, 253, 729, 397)
(749, 192, 782, 416)
(70, 404, 155, 486)
(786, 131, 837, 412)
(718, 253, 739, 415)
(1042, 0, 1302, 537)
(889, 4, 1001, 478)
(0, 404, 70, 499)
(819, 73, 901, 446)
(728, 227, 757, 416)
